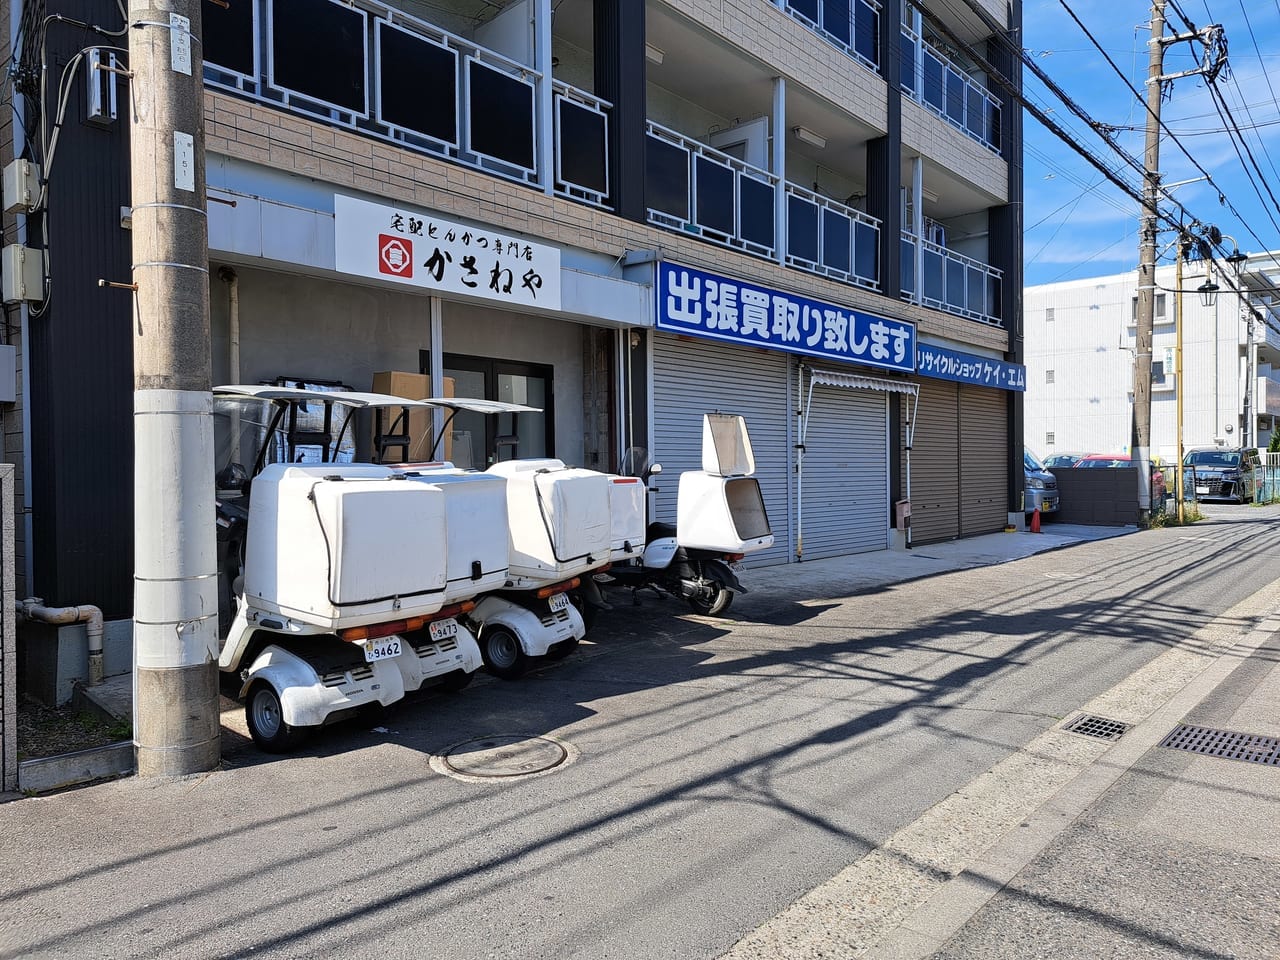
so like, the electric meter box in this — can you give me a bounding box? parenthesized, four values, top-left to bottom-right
(2, 244, 45, 303)
(2, 160, 40, 215)
(245, 463, 449, 629)
(487, 458, 612, 584)
(391, 465, 511, 602)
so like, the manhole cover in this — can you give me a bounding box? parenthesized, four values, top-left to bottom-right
(1159, 724, 1280, 765)
(438, 735, 571, 780)
(1063, 714, 1129, 741)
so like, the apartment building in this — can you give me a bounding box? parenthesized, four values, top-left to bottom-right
(1024, 256, 1280, 464)
(4, 0, 1025, 620)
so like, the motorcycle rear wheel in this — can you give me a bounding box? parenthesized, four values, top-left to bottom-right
(687, 586, 733, 616)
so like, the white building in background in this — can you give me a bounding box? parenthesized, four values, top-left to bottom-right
(1024, 255, 1280, 462)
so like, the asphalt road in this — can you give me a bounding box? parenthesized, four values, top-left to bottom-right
(3, 504, 1279, 959)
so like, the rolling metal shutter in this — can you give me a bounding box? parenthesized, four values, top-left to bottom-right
(653, 334, 791, 566)
(800, 388, 888, 559)
(909, 379, 961, 544)
(959, 385, 1009, 536)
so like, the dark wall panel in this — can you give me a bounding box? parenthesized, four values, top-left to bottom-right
(32, 0, 134, 616)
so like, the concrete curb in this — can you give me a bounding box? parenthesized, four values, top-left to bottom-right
(18, 741, 134, 795)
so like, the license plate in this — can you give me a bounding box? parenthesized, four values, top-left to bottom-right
(428, 617, 458, 642)
(363, 637, 402, 663)
(1196, 486, 1209, 495)
(549, 592, 570, 612)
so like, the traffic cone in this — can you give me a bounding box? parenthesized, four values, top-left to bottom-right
(1030, 507, 1041, 534)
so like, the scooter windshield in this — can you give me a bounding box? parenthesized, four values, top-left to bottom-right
(619, 446, 652, 478)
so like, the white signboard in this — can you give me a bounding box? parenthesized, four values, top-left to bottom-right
(334, 194, 561, 310)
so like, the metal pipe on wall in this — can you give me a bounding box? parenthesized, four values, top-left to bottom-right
(19, 599, 105, 686)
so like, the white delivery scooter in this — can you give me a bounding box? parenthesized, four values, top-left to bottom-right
(212, 386, 497, 752)
(593, 413, 775, 615)
(386, 398, 647, 679)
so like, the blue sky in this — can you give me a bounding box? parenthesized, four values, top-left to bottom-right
(1021, 0, 1280, 286)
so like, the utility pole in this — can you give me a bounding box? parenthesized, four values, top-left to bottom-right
(129, 0, 221, 775)
(1228, 250, 1252, 448)
(1133, 2, 1226, 524)
(1174, 237, 1187, 524)
(1132, 0, 1166, 525)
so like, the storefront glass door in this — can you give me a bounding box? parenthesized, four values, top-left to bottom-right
(422, 352, 554, 467)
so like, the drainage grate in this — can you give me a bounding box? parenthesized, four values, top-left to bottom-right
(1159, 724, 1280, 766)
(1063, 714, 1130, 741)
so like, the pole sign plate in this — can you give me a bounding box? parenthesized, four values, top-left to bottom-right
(656, 262, 916, 373)
(917, 342, 1025, 391)
(334, 194, 561, 309)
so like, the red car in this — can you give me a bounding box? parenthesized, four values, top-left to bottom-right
(1075, 454, 1167, 507)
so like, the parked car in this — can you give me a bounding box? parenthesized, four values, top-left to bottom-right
(1024, 449, 1059, 518)
(1042, 452, 1086, 469)
(1075, 453, 1167, 509)
(1182, 447, 1261, 504)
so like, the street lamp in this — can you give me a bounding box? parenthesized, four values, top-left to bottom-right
(1197, 280, 1219, 308)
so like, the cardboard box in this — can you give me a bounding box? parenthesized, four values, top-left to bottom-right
(372, 371, 455, 461)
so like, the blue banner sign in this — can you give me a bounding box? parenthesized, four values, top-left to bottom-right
(657, 262, 916, 374)
(917, 342, 1025, 391)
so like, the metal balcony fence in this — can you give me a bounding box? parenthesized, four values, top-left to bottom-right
(900, 25, 1001, 153)
(645, 122, 881, 291)
(783, 0, 882, 72)
(784, 182, 880, 290)
(646, 121, 782, 260)
(201, 0, 611, 207)
(901, 233, 1002, 325)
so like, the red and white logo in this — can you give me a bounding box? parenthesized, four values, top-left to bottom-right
(378, 234, 413, 277)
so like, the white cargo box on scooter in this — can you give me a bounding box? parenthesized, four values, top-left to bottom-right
(245, 462, 449, 629)
(677, 414, 775, 554)
(487, 458, 611, 585)
(608, 475, 647, 562)
(391, 464, 511, 602)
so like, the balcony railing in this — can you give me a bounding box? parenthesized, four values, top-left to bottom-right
(201, 0, 611, 207)
(645, 122, 881, 291)
(900, 25, 1001, 153)
(784, 183, 880, 291)
(901, 233, 1002, 325)
(783, 0, 882, 72)
(646, 121, 781, 260)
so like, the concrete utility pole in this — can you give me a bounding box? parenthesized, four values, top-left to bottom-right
(128, 0, 221, 775)
(1134, 2, 1226, 524)
(1132, 0, 1166, 525)
(1228, 250, 1252, 448)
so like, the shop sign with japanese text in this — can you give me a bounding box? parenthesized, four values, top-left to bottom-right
(656, 262, 915, 373)
(334, 194, 561, 310)
(917, 342, 1025, 391)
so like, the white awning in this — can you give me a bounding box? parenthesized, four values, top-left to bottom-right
(808, 369, 918, 396)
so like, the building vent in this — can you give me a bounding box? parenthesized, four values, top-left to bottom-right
(1046, 369, 1055, 384)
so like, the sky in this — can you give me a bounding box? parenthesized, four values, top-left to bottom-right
(1020, 0, 1280, 287)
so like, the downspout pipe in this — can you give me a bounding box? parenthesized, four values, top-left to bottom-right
(19, 598, 106, 686)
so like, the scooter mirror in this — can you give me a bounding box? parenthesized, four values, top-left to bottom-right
(649, 463, 663, 475)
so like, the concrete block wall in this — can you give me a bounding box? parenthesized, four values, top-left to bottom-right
(1051, 468, 1139, 526)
